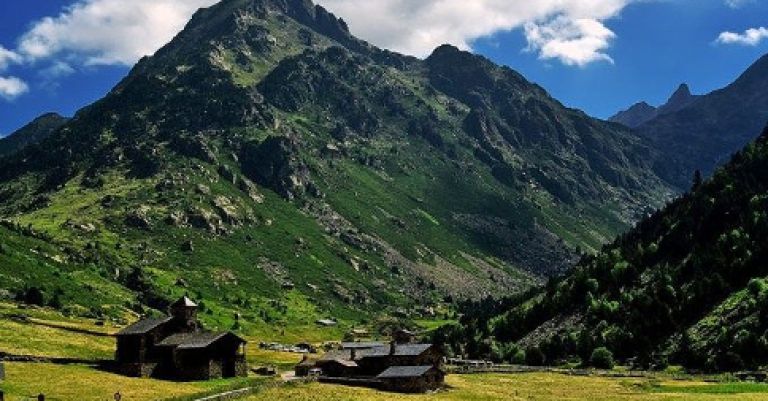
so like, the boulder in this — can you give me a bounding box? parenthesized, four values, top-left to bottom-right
(187, 207, 224, 233)
(213, 196, 240, 224)
(240, 136, 312, 200)
(125, 206, 152, 230)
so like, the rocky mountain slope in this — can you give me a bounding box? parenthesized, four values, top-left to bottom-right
(0, 113, 69, 158)
(0, 0, 671, 333)
(636, 54, 768, 188)
(440, 125, 768, 371)
(609, 84, 699, 129)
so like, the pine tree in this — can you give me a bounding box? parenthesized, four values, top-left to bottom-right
(692, 169, 703, 191)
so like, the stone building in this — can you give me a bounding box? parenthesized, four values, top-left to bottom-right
(299, 337, 445, 393)
(116, 297, 247, 381)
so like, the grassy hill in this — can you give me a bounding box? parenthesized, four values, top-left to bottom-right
(0, 0, 671, 334)
(436, 125, 768, 371)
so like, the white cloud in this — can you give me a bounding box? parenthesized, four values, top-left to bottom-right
(0, 46, 22, 71)
(317, 0, 633, 65)
(0, 76, 30, 100)
(716, 27, 768, 46)
(40, 61, 76, 79)
(18, 0, 219, 66)
(725, 0, 753, 8)
(524, 17, 616, 66)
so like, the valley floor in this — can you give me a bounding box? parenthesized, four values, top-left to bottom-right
(257, 374, 768, 401)
(1, 304, 767, 401)
(5, 365, 768, 401)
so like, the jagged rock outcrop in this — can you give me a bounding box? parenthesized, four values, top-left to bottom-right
(240, 136, 311, 200)
(610, 83, 699, 129)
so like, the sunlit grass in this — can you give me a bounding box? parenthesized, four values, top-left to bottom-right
(0, 303, 116, 359)
(1, 363, 233, 401)
(248, 373, 768, 401)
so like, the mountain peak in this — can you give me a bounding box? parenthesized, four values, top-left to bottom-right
(429, 44, 462, 57)
(671, 83, 691, 99)
(658, 82, 696, 115)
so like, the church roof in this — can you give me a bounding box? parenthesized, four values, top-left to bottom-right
(157, 331, 245, 350)
(116, 316, 174, 336)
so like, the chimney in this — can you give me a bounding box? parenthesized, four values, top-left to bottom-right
(389, 340, 396, 356)
(350, 348, 357, 360)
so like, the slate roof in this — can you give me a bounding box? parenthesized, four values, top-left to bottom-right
(377, 365, 435, 379)
(116, 316, 173, 336)
(319, 343, 433, 363)
(156, 332, 245, 350)
(321, 359, 358, 368)
(319, 349, 353, 361)
(363, 344, 433, 358)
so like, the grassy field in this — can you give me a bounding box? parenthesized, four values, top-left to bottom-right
(250, 373, 768, 401)
(0, 303, 117, 360)
(0, 362, 246, 401)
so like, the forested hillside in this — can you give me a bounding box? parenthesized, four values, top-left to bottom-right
(436, 125, 768, 372)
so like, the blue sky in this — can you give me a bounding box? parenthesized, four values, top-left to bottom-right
(1, 0, 767, 135)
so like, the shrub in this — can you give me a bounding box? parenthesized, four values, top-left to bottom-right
(590, 347, 615, 369)
(525, 346, 546, 366)
(512, 349, 526, 365)
(17, 287, 45, 306)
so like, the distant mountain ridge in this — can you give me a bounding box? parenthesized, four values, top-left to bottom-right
(636, 53, 768, 188)
(609, 83, 699, 129)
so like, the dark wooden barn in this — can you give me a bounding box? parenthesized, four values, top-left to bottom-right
(116, 297, 247, 381)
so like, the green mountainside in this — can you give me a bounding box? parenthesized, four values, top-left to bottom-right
(438, 125, 768, 371)
(0, 113, 69, 158)
(0, 0, 671, 335)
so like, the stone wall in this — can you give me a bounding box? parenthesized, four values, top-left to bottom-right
(120, 362, 159, 378)
(234, 357, 248, 377)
